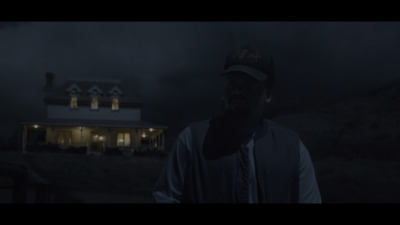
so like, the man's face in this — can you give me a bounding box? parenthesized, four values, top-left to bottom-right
(223, 72, 268, 117)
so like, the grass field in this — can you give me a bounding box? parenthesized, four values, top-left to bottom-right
(2, 149, 400, 203)
(314, 157, 400, 203)
(0, 151, 168, 203)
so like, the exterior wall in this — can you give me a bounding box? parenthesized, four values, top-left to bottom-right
(46, 105, 141, 121)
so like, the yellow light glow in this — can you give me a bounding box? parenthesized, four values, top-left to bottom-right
(112, 97, 119, 110)
(91, 96, 99, 110)
(99, 136, 104, 141)
(149, 128, 154, 132)
(142, 133, 146, 138)
(33, 125, 38, 129)
(70, 95, 78, 109)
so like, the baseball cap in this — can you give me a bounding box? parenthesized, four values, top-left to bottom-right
(223, 45, 274, 82)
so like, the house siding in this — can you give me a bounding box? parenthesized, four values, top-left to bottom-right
(47, 105, 141, 121)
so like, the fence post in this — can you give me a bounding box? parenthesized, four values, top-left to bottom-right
(12, 171, 28, 203)
(35, 183, 49, 203)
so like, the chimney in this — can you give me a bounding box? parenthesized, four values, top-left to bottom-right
(44, 72, 54, 90)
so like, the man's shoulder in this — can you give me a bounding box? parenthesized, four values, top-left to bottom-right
(176, 118, 212, 142)
(186, 118, 212, 130)
(185, 118, 299, 133)
(177, 119, 211, 136)
(264, 119, 299, 137)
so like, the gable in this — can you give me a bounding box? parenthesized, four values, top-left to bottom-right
(65, 83, 82, 95)
(108, 85, 124, 96)
(87, 84, 104, 95)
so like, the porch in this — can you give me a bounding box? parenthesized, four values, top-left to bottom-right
(21, 119, 168, 155)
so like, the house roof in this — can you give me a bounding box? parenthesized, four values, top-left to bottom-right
(21, 118, 168, 129)
(44, 79, 144, 108)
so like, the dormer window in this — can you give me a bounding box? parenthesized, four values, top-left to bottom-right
(112, 97, 119, 111)
(91, 95, 99, 110)
(70, 94, 78, 109)
(108, 85, 122, 111)
(66, 83, 81, 110)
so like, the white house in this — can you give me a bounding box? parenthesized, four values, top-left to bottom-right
(21, 73, 167, 155)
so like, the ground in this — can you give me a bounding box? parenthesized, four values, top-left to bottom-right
(1, 150, 400, 203)
(0, 151, 167, 203)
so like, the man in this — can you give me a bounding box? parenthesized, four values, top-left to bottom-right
(153, 45, 321, 203)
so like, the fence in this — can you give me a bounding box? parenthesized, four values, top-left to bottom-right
(0, 161, 48, 203)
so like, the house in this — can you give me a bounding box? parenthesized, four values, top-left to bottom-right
(21, 72, 167, 155)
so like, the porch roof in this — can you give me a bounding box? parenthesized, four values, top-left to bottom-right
(21, 118, 168, 129)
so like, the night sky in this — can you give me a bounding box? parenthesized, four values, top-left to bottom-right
(1, 22, 400, 141)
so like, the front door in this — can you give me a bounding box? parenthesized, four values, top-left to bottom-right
(90, 133, 105, 152)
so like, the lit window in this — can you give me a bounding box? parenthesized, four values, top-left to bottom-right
(57, 131, 72, 145)
(112, 97, 119, 111)
(70, 95, 78, 109)
(117, 133, 130, 146)
(91, 96, 99, 110)
(92, 135, 98, 142)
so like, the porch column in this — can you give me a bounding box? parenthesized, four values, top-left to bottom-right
(162, 132, 165, 150)
(22, 125, 27, 153)
(80, 127, 83, 147)
(51, 126, 55, 144)
(157, 133, 160, 150)
(154, 133, 158, 150)
(135, 128, 139, 148)
(107, 128, 111, 148)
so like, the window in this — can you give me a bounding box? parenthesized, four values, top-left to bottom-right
(91, 96, 99, 110)
(112, 97, 119, 111)
(70, 95, 78, 109)
(117, 133, 130, 146)
(57, 131, 72, 145)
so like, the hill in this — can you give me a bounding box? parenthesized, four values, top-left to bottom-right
(269, 79, 400, 202)
(271, 79, 400, 160)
